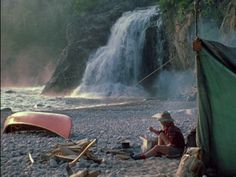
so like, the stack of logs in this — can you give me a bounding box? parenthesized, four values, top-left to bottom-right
(47, 139, 102, 177)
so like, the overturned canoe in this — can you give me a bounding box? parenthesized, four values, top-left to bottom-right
(3, 111, 72, 139)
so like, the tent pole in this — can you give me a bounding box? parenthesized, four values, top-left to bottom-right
(194, 0, 200, 38)
(193, 0, 202, 54)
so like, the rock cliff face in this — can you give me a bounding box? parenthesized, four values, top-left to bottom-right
(220, 1, 236, 45)
(42, 0, 235, 96)
(173, 13, 195, 69)
(164, 0, 235, 71)
(42, 0, 156, 95)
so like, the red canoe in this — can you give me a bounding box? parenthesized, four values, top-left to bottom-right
(3, 111, 72, 139)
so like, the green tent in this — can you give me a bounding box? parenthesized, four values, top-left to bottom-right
(196, 39, 236, 176)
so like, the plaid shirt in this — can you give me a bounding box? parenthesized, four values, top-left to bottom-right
(164, 125, 185, 149)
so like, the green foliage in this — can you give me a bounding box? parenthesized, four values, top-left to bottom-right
(203, 0, 214, 5)
(201, 0, 223, 22)
(177, 0, 193, 22)
(157, 0, 194, 23)
(158, 0, 175, 10)
(74, 0, 104, 13)
(157, 0, 193, 10)
(157, 0, 224, 24)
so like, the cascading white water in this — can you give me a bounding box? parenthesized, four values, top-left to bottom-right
(72, 6, 160, 98)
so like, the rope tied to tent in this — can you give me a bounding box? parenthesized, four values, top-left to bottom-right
(136, 58, 174, 86)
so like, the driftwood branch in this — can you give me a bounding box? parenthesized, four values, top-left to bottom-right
(69, 139, 97, 167)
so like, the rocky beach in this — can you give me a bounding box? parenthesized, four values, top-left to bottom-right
(1, 89, 197, 177)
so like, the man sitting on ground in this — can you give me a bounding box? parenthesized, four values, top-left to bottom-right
(131, 111, 185, 160)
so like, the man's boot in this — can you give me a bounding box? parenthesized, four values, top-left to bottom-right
(130, 153, 146, 160)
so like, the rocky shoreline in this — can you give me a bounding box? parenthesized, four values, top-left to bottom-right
(1, 99, 197, 177)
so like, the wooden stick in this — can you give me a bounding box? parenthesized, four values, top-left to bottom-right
(28, 152, 34, 164)
(69, 139, 96, 167)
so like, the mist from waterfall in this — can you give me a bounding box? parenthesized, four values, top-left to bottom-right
(72, 6, 160, 98)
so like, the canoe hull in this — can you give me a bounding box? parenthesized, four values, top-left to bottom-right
(3, 111, 72, 139)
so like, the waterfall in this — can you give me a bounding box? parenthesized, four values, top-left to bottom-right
(72, 6, 161, 98)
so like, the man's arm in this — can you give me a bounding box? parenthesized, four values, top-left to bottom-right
(149, 127, 163, 135)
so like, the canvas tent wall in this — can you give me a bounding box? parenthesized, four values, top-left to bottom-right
(196, 39, 236, 176)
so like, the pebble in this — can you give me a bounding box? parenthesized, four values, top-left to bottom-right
(90, 163, 98, 169)
(49, 158, 58, 167)
(34, 103, 44, 108)
(5, 90, 16, 94)
(99, 163, 107, 168)
(1, 107, 12, 112)
(105, 169, 111, 173)
(78, 158, 90, 168)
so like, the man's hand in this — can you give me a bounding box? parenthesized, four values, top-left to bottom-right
(149, 126, 155, 132)
(166, 143, 172, 147)
(149, 127, 153, 132)
(149, 127, 162, 135)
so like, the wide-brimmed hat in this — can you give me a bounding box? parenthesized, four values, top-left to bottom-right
(152, 111, 174, 122)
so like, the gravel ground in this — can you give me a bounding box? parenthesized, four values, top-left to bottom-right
(1, 99, 197, 177)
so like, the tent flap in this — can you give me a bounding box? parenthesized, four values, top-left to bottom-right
(196, 39, 236, 176)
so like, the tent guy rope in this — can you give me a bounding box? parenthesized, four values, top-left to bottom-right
(136, 58, 175, 86)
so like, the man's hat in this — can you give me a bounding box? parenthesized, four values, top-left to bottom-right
(152, 111, 174, 122)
